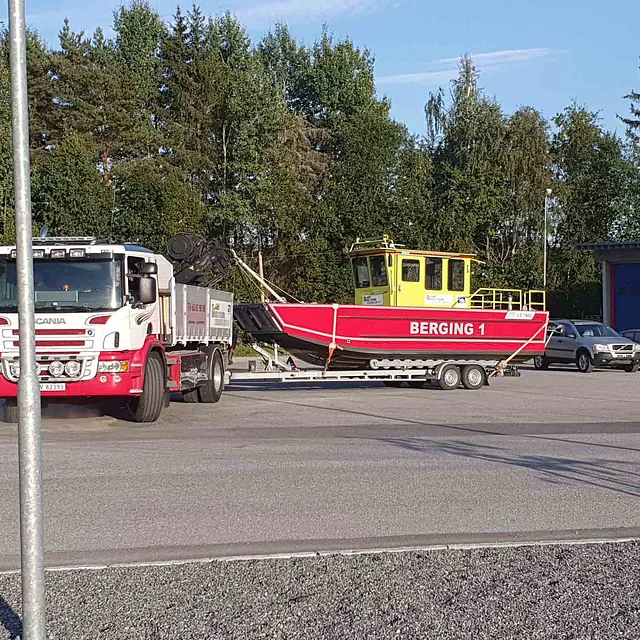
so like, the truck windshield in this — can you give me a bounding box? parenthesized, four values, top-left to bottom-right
(0, 258, 123, 312)
(575, 323, 620, 338)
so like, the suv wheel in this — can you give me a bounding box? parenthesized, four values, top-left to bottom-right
(533, 355, 549, 370)
(576, 350, 594, 374)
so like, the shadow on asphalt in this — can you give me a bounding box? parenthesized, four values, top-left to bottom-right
(377, 437, 640, 499)
(0, 594, 21, 639)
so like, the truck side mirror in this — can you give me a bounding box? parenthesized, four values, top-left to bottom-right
(142, 262, 158, 275)
(139, 276, 157, 305)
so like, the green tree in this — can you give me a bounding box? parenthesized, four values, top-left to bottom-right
(31, 130, 114, 237)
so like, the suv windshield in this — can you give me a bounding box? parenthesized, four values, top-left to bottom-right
(0, 258, 123, 312)
(575, 323, 620, 338)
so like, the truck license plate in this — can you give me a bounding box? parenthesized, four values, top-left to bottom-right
(40, 383, 66, 392)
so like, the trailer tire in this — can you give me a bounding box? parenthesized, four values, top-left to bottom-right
(3, 399, 18, 424)
(128, 352, 165, 423)
(198, 348, 224, 404)
(461, 365, 485, 390)
(437, 364, 461, 390)
(383, 381, 403, 388)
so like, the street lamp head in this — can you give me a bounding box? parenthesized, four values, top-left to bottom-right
(546, 188, 552, 197)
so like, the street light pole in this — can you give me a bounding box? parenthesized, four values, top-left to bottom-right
(8, 0, 46, 636)
(543, 188, 552, 289)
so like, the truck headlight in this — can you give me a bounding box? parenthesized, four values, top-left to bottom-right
(98, 361, 129, 373)
(64, 361, 82, 377)
(593, 344, 608, 352)
(48, 361, 64, 377)
(634, 343, 640, 351)
(9, 361, 20, 378)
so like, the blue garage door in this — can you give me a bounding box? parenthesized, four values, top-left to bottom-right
(613, 263, 640, 331)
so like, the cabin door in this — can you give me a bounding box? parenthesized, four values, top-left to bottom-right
(396, 257, 424, 308)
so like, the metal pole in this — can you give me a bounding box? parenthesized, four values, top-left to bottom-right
(543, 189, 551, 289)
(8, 0, 46, 635)
(258, 252, 265, 303)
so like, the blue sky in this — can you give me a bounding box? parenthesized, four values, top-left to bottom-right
(3, 0, 639, 137)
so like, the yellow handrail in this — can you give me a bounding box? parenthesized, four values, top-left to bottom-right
(470, 288, 546, 311)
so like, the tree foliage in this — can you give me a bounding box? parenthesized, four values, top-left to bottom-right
(0, 5, 638, 317)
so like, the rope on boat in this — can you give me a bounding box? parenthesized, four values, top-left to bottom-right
(323, 304, 341, 373)
(491, 320, 548, 376)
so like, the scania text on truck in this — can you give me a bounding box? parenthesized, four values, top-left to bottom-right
(0, 236, 233, 423)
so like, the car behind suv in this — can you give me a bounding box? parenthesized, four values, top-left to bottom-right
(534, 319, 640, 373)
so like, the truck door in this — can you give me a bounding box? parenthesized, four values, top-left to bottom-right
(396, 257, 424, 308)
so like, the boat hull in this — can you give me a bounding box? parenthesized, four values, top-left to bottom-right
(234, 303, 549, 369)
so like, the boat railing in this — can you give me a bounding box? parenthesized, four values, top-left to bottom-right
(470, 288, 546, 311)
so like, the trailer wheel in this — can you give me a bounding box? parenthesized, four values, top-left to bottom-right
(438, 364, 461, 391)
(461, 365, 485, 390)
(3, 399, 18, 424)
(198, 348, 224, 403)
(128, 352, 165, 423)
(383, 381, 403, 388)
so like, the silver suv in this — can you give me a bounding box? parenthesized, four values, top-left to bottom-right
(534, 319, 640, 373)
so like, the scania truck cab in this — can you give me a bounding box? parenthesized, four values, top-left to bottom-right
(0, 236, 233, 423)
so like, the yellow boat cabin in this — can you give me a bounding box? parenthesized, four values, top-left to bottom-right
(348, 237, 545, 311)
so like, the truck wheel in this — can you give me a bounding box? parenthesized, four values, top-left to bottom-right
(438, 364, 461, 390)
(407, 380, 426, 389)
(576, 350, 594, 374)
(3, 399, 18, 424)
(383, 381, 403, 388)
(198, 349, 224, 403)
(182, 388, 200, 403)
(128, 352, 165, 423)
(533, 355, 550, 370)
(461, 365, 485, 390)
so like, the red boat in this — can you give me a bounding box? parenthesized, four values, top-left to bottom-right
(233, 238, 549, 370)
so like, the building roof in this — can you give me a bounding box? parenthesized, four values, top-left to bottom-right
(578, 241, 640, 252)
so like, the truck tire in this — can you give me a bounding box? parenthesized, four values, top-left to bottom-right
(128, 352, 165, 423)
(576, 349, 594, 374)
(438, 364, 461, 390)
(383, 381, 403, 388)
(198, 348, 224, 403)
(3, 399, 18, 424)
(461, 364, 485, 390)
(182, 388, 200, 403)
(407, 380, 426, 389)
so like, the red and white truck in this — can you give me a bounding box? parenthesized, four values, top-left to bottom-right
(0, 235, 233, 423)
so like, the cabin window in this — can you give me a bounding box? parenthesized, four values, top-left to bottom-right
(353, 257, 370, 288)
(402, 259, 420, 282)
(426, 257, 443, 290)
(448, 259, 465, 292)
(370, 255, 388, 287)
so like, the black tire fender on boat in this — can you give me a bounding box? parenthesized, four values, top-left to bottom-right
(437, 364, 461, 391)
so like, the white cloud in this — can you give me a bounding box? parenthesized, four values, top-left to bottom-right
(235, 0, 391, 25)
(377, 47, 557, 85)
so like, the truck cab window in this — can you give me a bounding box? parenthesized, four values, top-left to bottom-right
(127, 257, 146, 301)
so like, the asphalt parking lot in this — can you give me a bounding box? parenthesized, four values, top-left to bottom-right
(0, 363, 639, 638)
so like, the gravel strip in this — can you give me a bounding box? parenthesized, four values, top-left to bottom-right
(0, 542, 639, 639)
